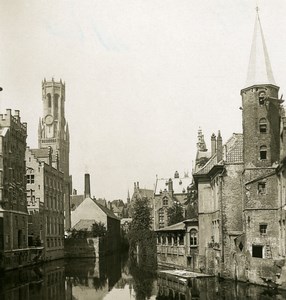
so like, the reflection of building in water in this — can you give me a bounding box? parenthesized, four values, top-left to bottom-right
(65, 255, 122, 299)
(0, 259, 65, 300)
(157, 272, 191, 300)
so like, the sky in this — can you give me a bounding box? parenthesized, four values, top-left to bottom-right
(1, 0, 286, 201)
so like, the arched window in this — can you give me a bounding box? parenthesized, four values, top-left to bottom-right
(260, 145, 267, 160)
(190, 229, 197, 246)
(259, 118, 267, 133)
(54, 94, 59, 118)
(47, 94, 51, 108)
(163, 197, 168, 206)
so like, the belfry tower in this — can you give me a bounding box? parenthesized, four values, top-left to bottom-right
(38, 78, 71, 229)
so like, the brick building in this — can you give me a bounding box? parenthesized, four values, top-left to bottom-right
(26, 147, 65, 261)
(193, 9, 286, 287)
(38, 78, 71, 230)
(153, 172, 192, 230)
(0, 109, 28, 270)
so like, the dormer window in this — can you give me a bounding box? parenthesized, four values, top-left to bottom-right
(260, 145, 267, 160)
(259, 118, 267, 133)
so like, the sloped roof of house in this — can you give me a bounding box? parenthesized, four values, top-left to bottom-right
(155, 177, 192, 196)
(156, 221, 186, 232)
(156, 218, 198, 232)
(70, 195, 85, 211)
(96, 201, 121, 221)
(194, 133, 243, 176)
(73, 219, 95, 231)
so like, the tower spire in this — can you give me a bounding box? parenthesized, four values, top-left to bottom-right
(245, 7, 276, 87)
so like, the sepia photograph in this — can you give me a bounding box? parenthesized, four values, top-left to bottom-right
(1, 0, 286, 299)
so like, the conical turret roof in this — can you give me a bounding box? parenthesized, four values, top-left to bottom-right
(245, 8, 276, 87)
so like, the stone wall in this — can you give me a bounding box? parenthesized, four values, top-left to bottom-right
(64, 238, 99, 258)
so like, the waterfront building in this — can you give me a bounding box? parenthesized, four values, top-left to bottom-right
(26, 147, 65, 261)
(155, 219, 198, 271)
(193, 132, 244, 276)
(38, 78, 71, 230)
(153, 172, 192, 230)
(70, 197, 121, 254)
(0, 109, 28, 270)
(193, 9, 286, 287)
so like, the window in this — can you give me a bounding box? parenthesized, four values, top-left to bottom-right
(163, 197, 168, 206)
(47, 94, 51, 108)
(252, 245, 263, 258)
(258, 182, 266, 194)
(260, 224, 267, 235)
(260, 146, 267, 160)
(259, 118, 267, 133)
(190, 229, 198, 246)
(27, 174, 35, 184)
(258, 91, 266, 105)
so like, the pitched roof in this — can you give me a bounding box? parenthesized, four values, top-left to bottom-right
(245, 9, 276, 87)
(73, 219, 95, 231)
(156, 221, 186, 232)
(194, 133, 243, 176)
(95, 201, 121, 221)
(70, 195, 85, 211)
(155, 177, 192, 196)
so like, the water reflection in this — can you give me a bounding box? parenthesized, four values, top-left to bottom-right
(1, 254, 286, 299)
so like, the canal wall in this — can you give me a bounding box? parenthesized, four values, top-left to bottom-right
(64, 238, 100, 258)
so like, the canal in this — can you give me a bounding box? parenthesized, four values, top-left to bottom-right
(1, 253, 286, 299)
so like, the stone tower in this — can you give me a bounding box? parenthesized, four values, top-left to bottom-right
(38, 78, 71, 229)
(241, 9, 282, 260)
(242, 9, 280, 169)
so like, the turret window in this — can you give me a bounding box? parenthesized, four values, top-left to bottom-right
(258, 91, 266, 105)
(259, 118, 267, 133)
(260, 146, 267, 160)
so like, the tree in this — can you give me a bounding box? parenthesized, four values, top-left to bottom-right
(167, 201, 184, 226)
(185, 183, 198, 219)
(128, 196, 156, 256)
(91, 222, 107, 237)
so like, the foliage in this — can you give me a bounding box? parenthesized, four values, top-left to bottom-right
(66, 222, 107, 239)
(167, 201, 185, 226)
(91, 222, 107, 237)
(185, 183, 198, 219)
(128, 196, 155, 256)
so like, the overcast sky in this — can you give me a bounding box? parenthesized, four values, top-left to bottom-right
(1, 0, 286, 201)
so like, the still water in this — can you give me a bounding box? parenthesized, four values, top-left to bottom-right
(1, 253, 286, 300)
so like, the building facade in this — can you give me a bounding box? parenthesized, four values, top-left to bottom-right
(0, 109, 28, 270)
(26, 147, 65, 261)
(193, 10, 286, 287)
(38, 78, 71, 230)
(154, 172, 192, 230)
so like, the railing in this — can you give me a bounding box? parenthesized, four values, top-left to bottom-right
(157, 244, 185, 256)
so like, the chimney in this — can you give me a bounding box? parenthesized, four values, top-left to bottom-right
(84, 173, 91, 198)
(217, 131, 223, 162)
(137, 182, 139, 189)
(168, 178, 173, 194)
(211, 133, 216, 156)
(134, 182, 137, 192)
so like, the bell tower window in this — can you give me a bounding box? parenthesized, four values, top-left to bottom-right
(259, 118, 267, 133)
(260, 145, 267, 160)
(47, 94, 51, 108)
